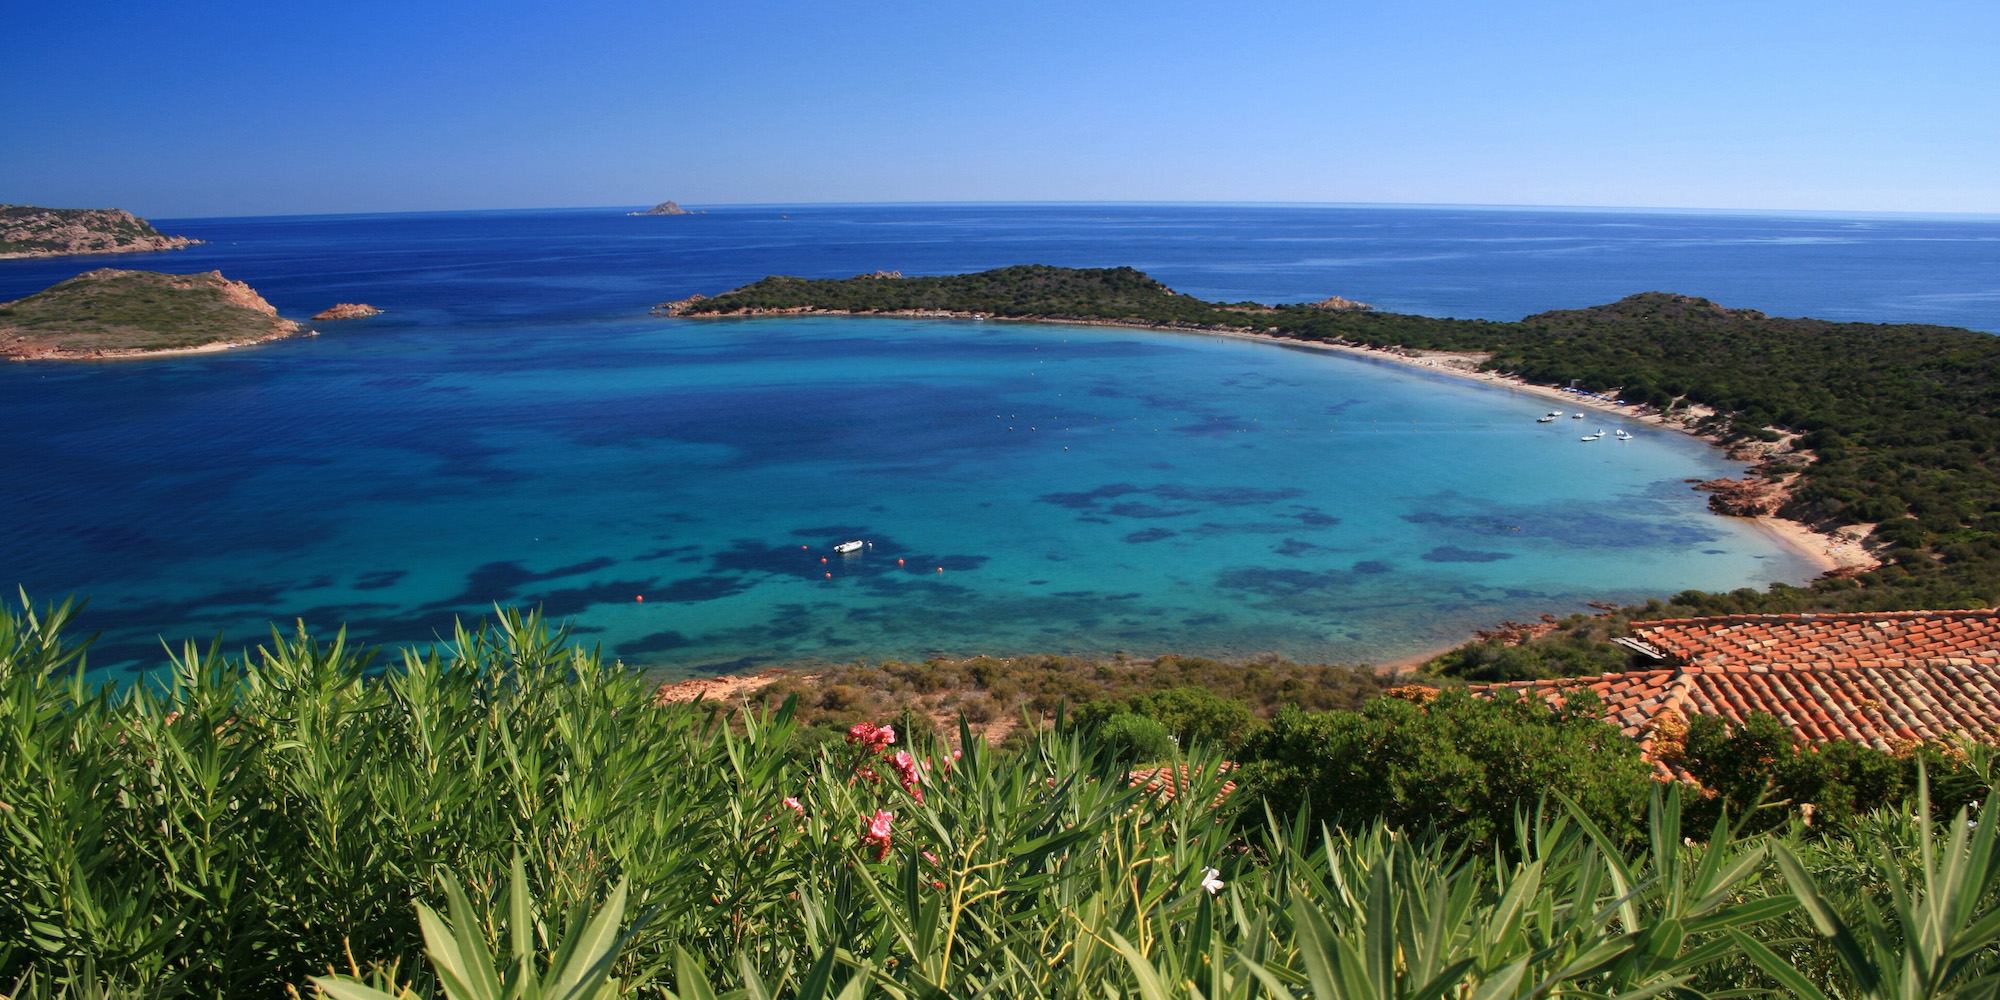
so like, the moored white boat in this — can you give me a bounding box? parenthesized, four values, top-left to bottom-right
(834, 540, 865, 553)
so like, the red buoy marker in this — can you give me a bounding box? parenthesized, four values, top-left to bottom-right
(897, 558, 905, 565)
(635, 595, 644, 602)
(936, 567, 944, 573)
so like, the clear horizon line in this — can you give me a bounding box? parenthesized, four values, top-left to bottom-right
(150, 199, 2000, 223)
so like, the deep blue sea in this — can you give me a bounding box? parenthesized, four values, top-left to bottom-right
(3, 205, 1996, 677)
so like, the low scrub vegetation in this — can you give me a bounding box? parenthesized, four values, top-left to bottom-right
(749, 653, 1390, 749)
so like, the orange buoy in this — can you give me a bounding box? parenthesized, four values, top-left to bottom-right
(800, 545, 808, 549)
(897, 558, 905, 565)
(936, 567, 944, 573)
(824, 572, 832, 578)
(635, 595, 644, 602)
(821, 557, 827, 563)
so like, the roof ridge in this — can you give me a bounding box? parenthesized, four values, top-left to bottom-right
(1637, 609, 2000, 629)
(1467, 669, 1680, 693)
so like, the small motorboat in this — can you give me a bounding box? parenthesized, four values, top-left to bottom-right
(1581, 432, 1603, 441)
(1537, 415, 1557, 423)
(1546, 411, 1563, 418)
(833, 540, 865, 554)
(1615, 429, 1633, 439)
(1571, 412, 1584, 419)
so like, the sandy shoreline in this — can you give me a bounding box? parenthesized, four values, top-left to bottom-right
(3, 330, 313, 362)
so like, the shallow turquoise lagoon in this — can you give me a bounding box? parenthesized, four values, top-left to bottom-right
(4, 312, 1812, 675)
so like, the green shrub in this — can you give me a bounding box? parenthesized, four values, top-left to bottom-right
(1096, 712, 1175, 762)
(1072, 685, 1260, 750)
(1233, 688, 1656, 850)
(1660, 711, 1988, 835)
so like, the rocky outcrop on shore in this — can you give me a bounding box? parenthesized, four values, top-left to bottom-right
(0, 205, 201, 259)
(311, 303, 382, 321)
(1692, 476, 1789, 517)
(1, 269, 301, 360)
(629, 201, 696, 216)
(654, 293, 708, 316)
(1306, 295, 1373, 312)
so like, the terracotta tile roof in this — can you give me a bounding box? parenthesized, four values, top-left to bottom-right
(1129, 762, 1238, 805)
(1476, 610, 2000, 779)
(1629, 609, 2000, 668)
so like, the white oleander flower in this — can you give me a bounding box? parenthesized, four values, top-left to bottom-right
(1200, 867, 1224, 895)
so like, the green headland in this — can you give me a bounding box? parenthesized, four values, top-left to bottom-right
(0, 268, 302, 360)
(0, 204, 201, 259)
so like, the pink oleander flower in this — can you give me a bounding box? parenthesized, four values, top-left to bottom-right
(889, 750, 924, 801)
(863, 809, 895, 860)
(923, 850, 939, 864)
(783, 796, 804, 815)
(845, 722, 898, 752)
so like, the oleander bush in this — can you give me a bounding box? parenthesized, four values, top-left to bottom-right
(13, 593, 2000, 999)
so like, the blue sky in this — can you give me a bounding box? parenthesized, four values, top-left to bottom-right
(2, 0, 1994, 217)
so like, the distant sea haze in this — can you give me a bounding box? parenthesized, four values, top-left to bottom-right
(0, 205, 1991, 677)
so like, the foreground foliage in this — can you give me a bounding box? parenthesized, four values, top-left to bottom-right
(11, 597, 2000, 999)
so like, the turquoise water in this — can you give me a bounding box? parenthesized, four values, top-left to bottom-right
(3, 309, 1807, 674)
(7, 204, 1989, 676)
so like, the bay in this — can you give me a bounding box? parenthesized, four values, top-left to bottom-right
(3, 204, 1993, 676)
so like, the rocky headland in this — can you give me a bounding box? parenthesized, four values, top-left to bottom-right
(0, 269, 302, 360)
(0, 205, 201, 259)
(311, 303, 382, 321)
(1692, 476, 1790, 517)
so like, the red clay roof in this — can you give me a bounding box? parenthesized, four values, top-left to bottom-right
(1129, 762, 1238, 805)
(1630, 609, 2000, 668)
(1481, 610, 2000, 778)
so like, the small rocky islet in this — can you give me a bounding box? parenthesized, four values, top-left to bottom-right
(628, 200, 703, 216)
(311, 303, 383, 321)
